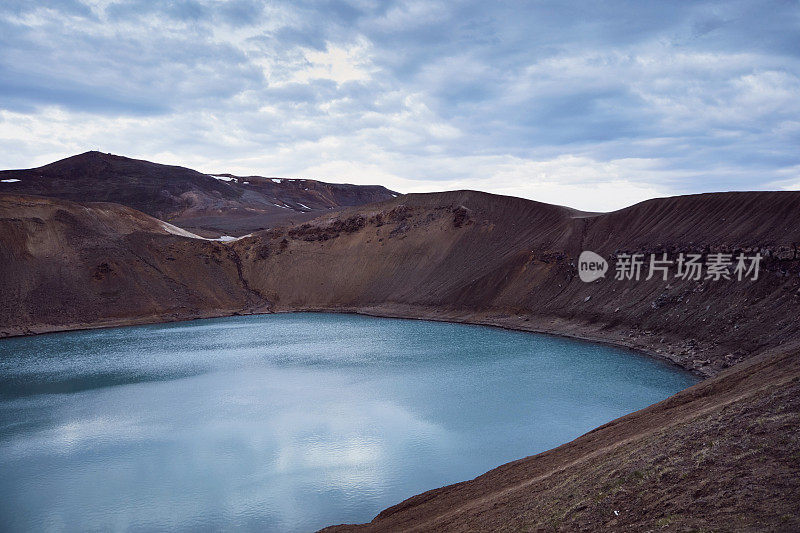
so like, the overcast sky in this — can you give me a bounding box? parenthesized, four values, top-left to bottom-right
(1, 0, 799, 210)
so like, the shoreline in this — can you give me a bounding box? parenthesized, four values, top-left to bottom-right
(4, 305, 797, 531)
(0, 304, 713, 378)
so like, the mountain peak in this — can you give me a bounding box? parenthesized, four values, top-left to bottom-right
(0, 152, 399, 236)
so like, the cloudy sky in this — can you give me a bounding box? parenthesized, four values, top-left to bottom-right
(1, 0, 799, 210)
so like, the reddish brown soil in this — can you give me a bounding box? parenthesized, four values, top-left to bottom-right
(0, 194, 267, 337)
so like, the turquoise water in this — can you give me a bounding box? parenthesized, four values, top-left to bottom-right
(0, 313, 696, 532)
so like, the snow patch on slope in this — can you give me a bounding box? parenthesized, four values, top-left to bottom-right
(160, 222, 252, 243)
(160, 222, 206, 239)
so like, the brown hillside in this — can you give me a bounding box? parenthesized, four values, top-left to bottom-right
(234, 190, 800, 376)
(0, 194, 266, 337)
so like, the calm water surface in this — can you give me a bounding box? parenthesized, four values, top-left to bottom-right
(0, 313, 697, 532)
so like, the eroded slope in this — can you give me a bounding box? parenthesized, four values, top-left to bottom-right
(0, 194, 265, 336)
(234, 190, 800, 376)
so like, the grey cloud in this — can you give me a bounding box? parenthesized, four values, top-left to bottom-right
(0, 0, 799, 201)
(0, 65, 168, 114)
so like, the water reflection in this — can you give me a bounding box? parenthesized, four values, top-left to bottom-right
(0, 313, 696, 532)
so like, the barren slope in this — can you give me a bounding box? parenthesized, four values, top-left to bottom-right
(234, 190, 800, 376)
(0, 194, 267, 337)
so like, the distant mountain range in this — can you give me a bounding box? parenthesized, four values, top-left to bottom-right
(0, 151, 398, 236)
